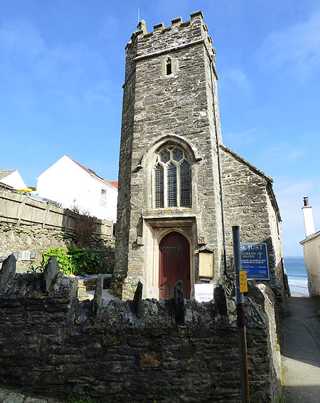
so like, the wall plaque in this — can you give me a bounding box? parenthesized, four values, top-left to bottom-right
(198, 251, 214, 278)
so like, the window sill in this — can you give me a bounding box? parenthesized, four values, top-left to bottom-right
(143, 208, 195, 220)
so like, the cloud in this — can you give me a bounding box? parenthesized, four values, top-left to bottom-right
(221, 67, 252, 96)
(286, 149, 306, 161)
(0, 19, 45, 58)
(263, 143, 306, 162)
(0, 19, 114, 110)
(257, 11, 320, 79)
(224, 127, 259, 146)
(83, 80, 113, 105)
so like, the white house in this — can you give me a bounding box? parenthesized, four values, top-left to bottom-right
(0, 170, 27, 190)
(36, 156, 118, 222)
(300, 196, 320, 296)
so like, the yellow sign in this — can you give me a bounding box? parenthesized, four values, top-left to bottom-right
(239, 271, 248, 293)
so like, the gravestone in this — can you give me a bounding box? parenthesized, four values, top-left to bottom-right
(0, 254, 16, 293)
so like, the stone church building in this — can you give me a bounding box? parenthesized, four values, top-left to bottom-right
(115, 11, 283, 300)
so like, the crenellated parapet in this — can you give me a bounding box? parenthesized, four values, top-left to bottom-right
(125, 11, 216, 67)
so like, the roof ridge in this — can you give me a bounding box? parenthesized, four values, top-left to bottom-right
(68, 157, 117, 189)
(220, 144, 273, 182)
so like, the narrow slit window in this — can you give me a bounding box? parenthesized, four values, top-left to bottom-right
(155, 164, 164, 208)
(166, 58, 172, 75)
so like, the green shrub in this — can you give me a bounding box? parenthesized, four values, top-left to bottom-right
(68, 247, 105, 275)
(42, 247, 75, 275)
(42, 247, 108, 276)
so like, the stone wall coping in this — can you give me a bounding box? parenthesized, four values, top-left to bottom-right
(153, 23, 164, 31)
(0, 187, 113, 228)
(190, 10, 204, 20)
(171, 17, 182, 25)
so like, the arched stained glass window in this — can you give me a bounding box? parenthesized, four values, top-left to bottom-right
(154, 146, 192, 208)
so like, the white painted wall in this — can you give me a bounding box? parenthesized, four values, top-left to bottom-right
(37, 156, 117, 222)
(0, 170, 26, 190)
(302, 236, 320, 296)
(303, 206, 316, 237)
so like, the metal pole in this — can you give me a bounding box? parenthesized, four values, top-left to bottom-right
(232, 226, 250, 403)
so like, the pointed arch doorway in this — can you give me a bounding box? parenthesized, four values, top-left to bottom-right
(159, 232, 191, 299)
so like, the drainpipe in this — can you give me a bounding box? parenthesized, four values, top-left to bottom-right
(302, 196, 316, 237)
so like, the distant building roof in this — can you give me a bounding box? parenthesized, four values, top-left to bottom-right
(0, 170, 14, 180)
(69, 157, 117, 190)
(300, 231, 320, 245)
(109, 181, 118, 189)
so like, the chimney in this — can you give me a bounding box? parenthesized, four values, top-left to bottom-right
(302, 196, 316, 237)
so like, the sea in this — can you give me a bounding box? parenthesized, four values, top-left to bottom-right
(284, 256, 309, 297)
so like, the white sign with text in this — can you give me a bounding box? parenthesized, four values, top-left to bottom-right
(194, 283, 214, 303)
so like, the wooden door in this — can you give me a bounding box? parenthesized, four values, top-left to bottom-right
(159, 232, 190, 299)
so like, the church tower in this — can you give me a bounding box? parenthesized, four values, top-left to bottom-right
(115, 11, 226, 299)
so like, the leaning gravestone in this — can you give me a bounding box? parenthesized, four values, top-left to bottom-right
(0, 254, 16, 293)
(131, 281, 143, 318)
(92, 274, 103, 314)
(174, 280, 185, 325)
(43, 257, 59, 292)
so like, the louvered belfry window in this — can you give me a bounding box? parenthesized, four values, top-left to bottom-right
(154, 145, 192, 208)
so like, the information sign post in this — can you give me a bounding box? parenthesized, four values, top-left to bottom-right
(240, 243, 269, 280)
(232, 226, 250, 403)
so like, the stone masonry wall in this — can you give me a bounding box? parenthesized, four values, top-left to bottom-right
(0, 260, 280, 402)
(220, 146, 284, 291)
(0, 187, 114, 271)
(115, 12, 225, 298)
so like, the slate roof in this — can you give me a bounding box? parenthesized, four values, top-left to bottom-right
(70, 158, 118, 189)
(300, 231, 320, 245)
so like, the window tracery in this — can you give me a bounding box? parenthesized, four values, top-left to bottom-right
(154, 145, 192, 208)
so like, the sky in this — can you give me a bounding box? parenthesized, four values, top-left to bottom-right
(1, 0, 320, 256)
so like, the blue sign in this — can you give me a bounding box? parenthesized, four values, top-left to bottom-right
(240, 243, 270, 280)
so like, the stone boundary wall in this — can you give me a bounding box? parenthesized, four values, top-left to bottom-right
(0, 259, 281, 402)
(0, 187, 114, 269)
